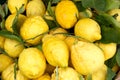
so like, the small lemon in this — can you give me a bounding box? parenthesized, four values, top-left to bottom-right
(8, 0, 28, 13)
(49, 27, 68, 40)
(2, 63, 30, 80)
(0, 36, 5, 49)
(71, 40, 105, 75)
(74, 18, 101, 42)
(20, 16, 49, 45)
(79, 9, 93, 19)
(55, 0, 79, 29)
(96, 42, 117, 60)
(108, 9, 120, 22)
(0, 54, 13, 72)
(18, 47, 46, 79)
(112, 64, 119, 73)
(5, 13, 27, 32)
(26, 0, 46, 17)
(92, 64, 107, 80)
(42, 36, 69, 67)
(4, 38, 24, 58)
(51, 67, 80, 80)
(33, 73, 51, 80)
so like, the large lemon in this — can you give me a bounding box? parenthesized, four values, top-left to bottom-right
(26, 0, 46, 17)
(108, 9, 120, 22)
(5, 13, 27, 32)
(96, 42, 117, 61)
(74, 18, 101, 42)
(18, 47, 46, 79)
(4, 38, 24, 58)
(0, 54, 13, 72)
(0, 36, 5, 49)
(8, 0, 28, 13)
(2, 63, 30, 80)
(20, 16, 49, 45)
(71, 40, 105, 75)
(55, 0, 79, 29)
(51, 67, 80, 80)
(42, 36, 69, 67)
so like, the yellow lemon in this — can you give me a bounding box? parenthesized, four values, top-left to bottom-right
(0, 36, 5, 49)
(108, 9, 120, 22)
(2, 63, 30, 80)
(20, 16, 49, 45)
(0, 54, 13, 72)
(33, 73, 51, 80)
(4, 38, 24, 58)
(51, 67, 80, 80)
(55, 0, 79, 29)
(8, 0, 28, 13)
(74, 18, 101, 42)
(5, 13, 27, 32)
(71, 40, 105, 75)
(18, 47, 46, 79)
(42, 36, 69, 67)
(96, 42, 117, 61)
(49, 27, 68, 40)
(26, 0, 46, 17)
(92, 64, 107, 80)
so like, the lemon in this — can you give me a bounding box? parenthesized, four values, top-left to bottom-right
(112, 64, 119, 73)
(18, 47, 46, 79)
(96, 42, 117, 60)
(49, 27, 68, 40)
(55, 0, 79, 29)
(74, 18, 101, 42)
(0, 36, 5, 49)
(26, 0, 46, 17)
(4, 38, 24, 58)
(0, 54, 13, 72)
(71, 40, 105, 75)
(92, 64, 107, 80)
(8, 0, 28, 13)
(79, 9, 93, 19)
(51, 67, 80, 80)
(20, 16, 49, 45)
(2, 63, 30, 80)
(33, 73, 51, 80)
(42, 36, 69, 67)
(5, 13, 27, 32)
(108, 9, 120, 22)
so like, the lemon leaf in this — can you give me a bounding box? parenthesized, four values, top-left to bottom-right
(52, 0, 60, 4)
(0, 30, 23, 43)
(36, 43, 42, 51)
(0, 0, 6, 5)
(4, 3, 8, 16)
(105, 54, 117, 68)
(0, 4, 5, 19)
(86, 74, 92, 80)
(0, 19, 5, 29)
(106, 67, 116, 80)
(74, 1, 86, 12)
(14, 59, 18, 80)
(0, 47, 7, 54)
(116, 47, 120, 66)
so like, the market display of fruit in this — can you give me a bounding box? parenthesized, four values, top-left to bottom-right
(0, 0, 120, 80)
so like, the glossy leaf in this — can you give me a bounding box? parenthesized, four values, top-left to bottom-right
(74, 1, 86, 12)
(106, 67, 116, 80)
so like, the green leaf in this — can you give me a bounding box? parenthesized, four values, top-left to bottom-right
(4, 3, 8, 16)
(74, 1, 86, 12)
(106, 67, 116, 80)
(78, 73, 85, 80)
(81, 0, 106, 11)
(36, 43, 42, 51)
(0, 19, 5, 29)
(52, 0, 60, 4)
(116, 47, 120, 66)
(0, 30, 23, 43)
(0, 47, 7, 54)
(86, 74, 92, 80)
(14, 59, 18, 80)
(105, 54, 117, 68)
(105, 0, 120, 11)
(0, 4, 5, 19)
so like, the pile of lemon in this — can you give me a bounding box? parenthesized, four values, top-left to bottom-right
(0, 0, 120, 80)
